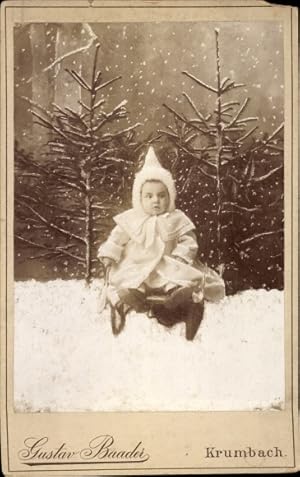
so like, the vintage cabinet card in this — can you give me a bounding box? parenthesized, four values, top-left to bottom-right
(1, 0, 299, 475)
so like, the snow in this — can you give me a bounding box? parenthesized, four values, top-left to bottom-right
(14, 280, 284, 413)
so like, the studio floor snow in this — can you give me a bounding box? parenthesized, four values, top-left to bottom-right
(14, 280, 284, 412)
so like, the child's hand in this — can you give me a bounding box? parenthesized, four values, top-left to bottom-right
(101, 257, 114, 269)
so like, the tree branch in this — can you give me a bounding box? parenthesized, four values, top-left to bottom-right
(236, 126, 258, 143)
(101, 123, 142, 139)
(251, 165, 283, 182)
(15, 150, 83, 192)
(221, 101, 240, 110)
(251, 123, 284, 153)
(15, 235, 85, 262)
(222, 82, 245, 94)
(15, 199, 86, 244)
(163, 103, 214, 137)
(25, 23, 98, 84)
(65, 69, 91, 91)
(31, 110, 88, 148)
(158, 129, 179, 140)
(224, 98, 250, 129)
(236, 117, 258, 125)
(236, 229, 283, 245)
(182, 92, 209, 128)
(222, 202, 264, 213)
(56, 247, 85, 262)
(21, 96, 53, 118)
(95, 76, 122, 92)
(15, 235, 48, 249)
(198, 166, 217, 181)
(182, 71, 217, 93)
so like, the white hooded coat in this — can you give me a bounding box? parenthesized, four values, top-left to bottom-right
(98, 147, 225, 302)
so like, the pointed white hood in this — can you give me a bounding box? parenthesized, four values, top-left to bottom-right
(132, 146, 176, 213)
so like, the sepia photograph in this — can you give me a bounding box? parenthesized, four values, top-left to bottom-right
(13, 19, 285, 413)
(1, 1, 299, 475)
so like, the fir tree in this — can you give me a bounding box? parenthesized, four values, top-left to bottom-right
(15, 43, 141, 282)
(160, 29, 284, 292)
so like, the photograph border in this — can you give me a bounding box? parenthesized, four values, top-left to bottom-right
(1, 1, 298, 475)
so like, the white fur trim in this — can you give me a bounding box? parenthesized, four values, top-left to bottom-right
(132, 166, 176, 212)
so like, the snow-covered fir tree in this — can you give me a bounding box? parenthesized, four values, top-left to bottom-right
(159, 29, 283, 293)
(15, 43, 141, 281)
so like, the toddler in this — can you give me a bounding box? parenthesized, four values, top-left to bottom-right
(98, 146, 225, 339)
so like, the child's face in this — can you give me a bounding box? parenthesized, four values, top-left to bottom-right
(141, 181, 170, 216)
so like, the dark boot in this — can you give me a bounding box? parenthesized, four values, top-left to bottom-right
(164, 286, 195, 310)
(118, 288, 148, 313)
(185, 300, 205, 341)
(149, 304, 183, 328)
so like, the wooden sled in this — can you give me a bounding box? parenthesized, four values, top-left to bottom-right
(101, 269, 204, 340)
(145, 292, 204, 341)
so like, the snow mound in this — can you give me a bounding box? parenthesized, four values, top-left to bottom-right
(14, 280, 284, 412)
